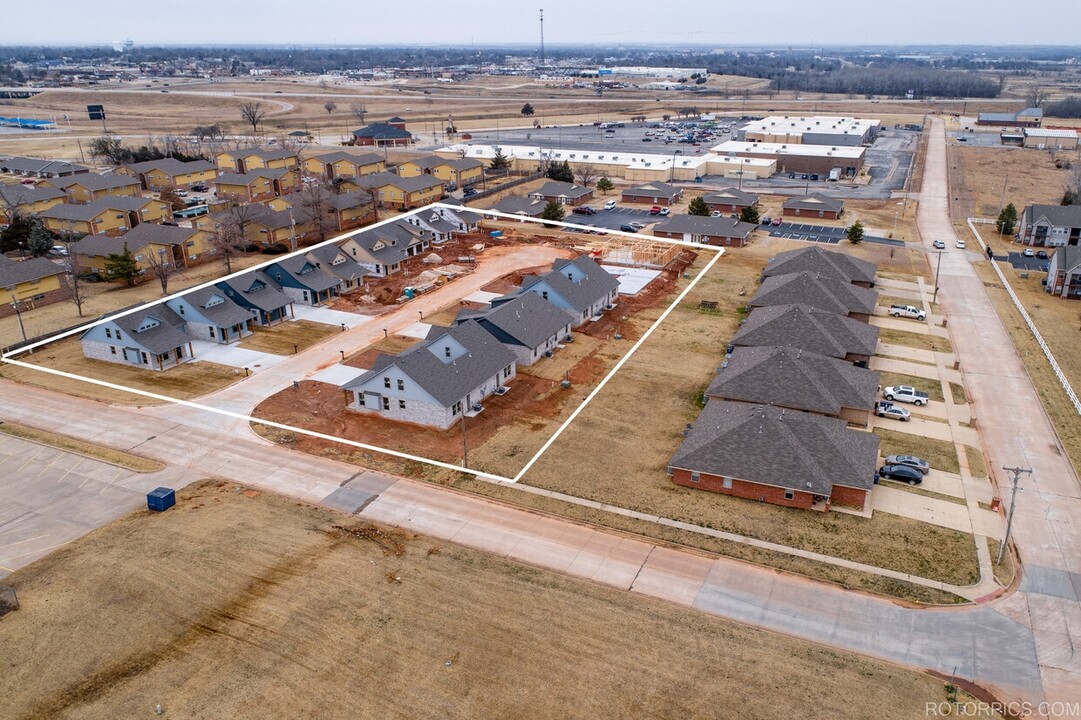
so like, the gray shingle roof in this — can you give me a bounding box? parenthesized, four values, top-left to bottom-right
(71, 224, 196, 257)
(1051, 246, 1081, 274)
(125, 158, 216, 175)
(108, 304, 190, 355)
(0, 156, 87, 175)
(509, 255, 619, 313)
(41, 199, 135, 223)
(236, 147, 298, 162)
(356, 171, 443, 193)
(493, 195, 546, 216)
(352, 123, 412, 140)
(623, 181, 682, 199)
(763, 246, 876, 284)
(531, 180, 592, 200)
(270, 254, 342, 293)
(706, 345, 879, 416)
(669, 400, 879, 495)
(49, 173, 141, 192)
(653, 215, 757, 239)
(0, 257, 67, 287)
(749, 271, 877, 316)
(344, 320, 515, 407)
(216, 271, 293, 313)
(782, 193, 845, 213)
(308, 151, 385, 167)
(307, 243, 368, 283)
(1023, 204, 1081, 230)
(459, 292, 573, 348)
(702, 187, 759, 206)
(174, 286, 253, 328)
(214, 168, 289, 186)
(326, 189, 373, 211)
(348, 220, 425, 264)
(0, 184, 66, 206)
(732, 303, 880, 358)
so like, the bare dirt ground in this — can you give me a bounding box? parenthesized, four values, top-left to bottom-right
(250, 254, 692, 479)
(947, 144, 1073, 223)
(0, 479, 961, 720)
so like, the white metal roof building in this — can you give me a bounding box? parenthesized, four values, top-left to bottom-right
(710, 140, 866, 176)
(737, 116, 880, 147)
(1023, 127, 1078, 150)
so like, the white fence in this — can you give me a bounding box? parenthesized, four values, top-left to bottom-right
(967, 217, 1081, 416)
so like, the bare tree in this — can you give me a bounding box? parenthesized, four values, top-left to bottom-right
(239, 101, 268, 134)
(350, 103, 368, 126)
(324, 101, 337, 114)
(60, 224, 86, 318)
(293, 183, 337, 242)
(1063, 166, 1081, 206)
(214, 202, 261, 272)
(575, 163, 599, 188)
(144, 246, 174, 296)
(319, 78, 329, 92)
(1027, 86, 1049, 109)
(453, 145, 469, 161)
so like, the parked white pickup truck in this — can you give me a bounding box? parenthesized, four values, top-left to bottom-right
(883, 385, 930, 406)
(889, 304, 926, 320)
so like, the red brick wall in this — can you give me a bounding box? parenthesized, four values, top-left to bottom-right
(705, 202, 745, 213)
(782, 207, 842, 219)
(671, 467, 814, 509)
(830, 484, 867, 509)
(653, 230, 747, 247)
(622, 193, 673, 206)
(0, 285, 71, 318)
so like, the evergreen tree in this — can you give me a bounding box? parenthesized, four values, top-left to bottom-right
(687, 197, 710, 216)
(539, 200, 565, 226)
(26, 219, 54, 257)
(521, 103, 535, 116)
(103, 242, 141, 286)
(0, 213, 33, 253)
(847, 220, 864, 244)
(739, 205, 761, 224)
(595, 177, 614, 194)
(996, 203, 1018, 234)
(489, 146, 512, 171)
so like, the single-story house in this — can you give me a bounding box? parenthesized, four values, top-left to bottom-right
(1018, 204, 1081, 248)
(528, 180, 594, 206)
(397, 155, 484, 189)
(1046, 246, 1081, 299)
(165, 286, 253, 345)
(343, 320, 517, 430)
(702, 187, 759, 214)
(41, 173, 142, 204)
(0, 255, 70, 318)
(0, 184, 66, 223)
(216, 271, 296, 326)
(122, 158, 218, 191)
(667, 400, 879, 511)
(651, 215, 757, 247)
(492, 195, 547, 218)
(762, 245, 877, 287)
(351, 122, 413, 147)
(781, 194, 845, 220)
(264, 254, 343, 305)
(620, 181, 683, 206)
(456, 291, 573, 366)
(351, 172, 444, 209)
(748, 271, 878, 322)
(492, 255, 619, 327)
(302, 151, 386, 180)
(337, 219, 430, 277)
(0, 156, 88, 178)
(80, 304, 194, 371)
(215, 147, 300, 173)
(731, 303, 880, 364)
(707, 345, 879, 426)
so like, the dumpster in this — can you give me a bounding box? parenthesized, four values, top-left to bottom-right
(147, 487, 176, 512)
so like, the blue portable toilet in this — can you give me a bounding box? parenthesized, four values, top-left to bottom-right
(404, 287, 415, 300)
(147, 487, 176, 512)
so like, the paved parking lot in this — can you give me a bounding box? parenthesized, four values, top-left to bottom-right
(562, 206, 659, 231)
(1000, 252, 1050, 271)
(0, 433, 196, 578)
(457, 121, 734, 158)
(768, 221, 902, 246)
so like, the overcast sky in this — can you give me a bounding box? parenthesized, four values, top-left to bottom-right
(2, 0, 1080, 47)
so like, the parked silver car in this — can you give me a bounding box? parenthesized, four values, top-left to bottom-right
(884, 454, 930, 474)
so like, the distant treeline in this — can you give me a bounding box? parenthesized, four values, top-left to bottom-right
(1046, 97, 1081, 118)
(769, 67, 999, 99)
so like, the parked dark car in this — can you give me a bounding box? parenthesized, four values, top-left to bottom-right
(760, 216, 772, 225)
(572, 205, 596, 215)
(878, 464, 924, 485)
(462, 186, 478, 197)
(619, 224, 639, 233)
(190, 183, 209, 192)
(1036, 250, 1049, 259)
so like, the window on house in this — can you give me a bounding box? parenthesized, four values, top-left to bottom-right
(110, 346, 116, 355)
(690, 472, 701, 483)
(382, 397, 390, 411)
(444, 346, 451, 358)
(398, 399, 406, 410)
(397, 379, 404, 391)
(209, 327, 215, 338)
(116, 331, 122, 340)
(383, 377, 391, 389)
(722, 477, 733, 489)
(503, 366, 511, 378)
(105, 328, 112, 339)
(819, 211, 825, 218)
(357, 394, 366, 407)
(452, 401, 462, 416)
(178, 305, 184, 315)
(542, 291, 548, 300)
(784, 489, 795, 500)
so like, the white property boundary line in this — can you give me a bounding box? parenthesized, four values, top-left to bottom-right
(966, 217, 1081, 416)
(0, 200, 725, 484)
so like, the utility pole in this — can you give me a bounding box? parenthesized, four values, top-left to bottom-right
(10, 293, 26, 343)
(539, 9, 545, 72)
(932, 249, 944, 305)
(460, 413, 468, 467)
(997, 466, 1032, 565)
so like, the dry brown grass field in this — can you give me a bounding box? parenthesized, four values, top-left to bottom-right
(947, 144, 1074, 222)
(0, 479, 963, 720)
(237, 319, 339, 355)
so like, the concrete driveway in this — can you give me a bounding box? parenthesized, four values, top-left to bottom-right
(0, 433, 196, 578)
(189, 340, 288, 372)
(292, 304, 372, 328)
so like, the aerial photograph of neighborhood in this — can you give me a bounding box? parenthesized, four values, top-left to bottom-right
(2, 1, 1081, 717)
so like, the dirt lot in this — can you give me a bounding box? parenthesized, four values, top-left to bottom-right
(947, 144, 1073, 223)
(0, 479, 964, 720)
(252, 254, 692, 479)
(0, 337, 243, 405)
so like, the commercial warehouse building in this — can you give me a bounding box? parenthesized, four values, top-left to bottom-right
(737, 116, 880, 146)
(710, 140, 865, 176)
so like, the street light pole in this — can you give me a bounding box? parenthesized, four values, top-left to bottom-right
(997, 466, 1032, 564)
(932, 249, 944, 305)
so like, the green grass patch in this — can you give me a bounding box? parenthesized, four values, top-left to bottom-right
(879, 371, 945, 403)
(874, 427, 960, 474)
